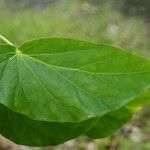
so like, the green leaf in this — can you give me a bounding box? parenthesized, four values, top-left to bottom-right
(0, 103, 98, 146)
(0, 38, 150, 123)
(0, 103, 132, 146)
(0, 38, 150, 146)
(86, 107, 132, 139)
(0, 102, 133, 146)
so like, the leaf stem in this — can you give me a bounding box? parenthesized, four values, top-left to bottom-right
(0, 34, 14, 46)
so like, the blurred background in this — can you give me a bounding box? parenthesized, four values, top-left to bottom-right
(0, 0, 150, 149)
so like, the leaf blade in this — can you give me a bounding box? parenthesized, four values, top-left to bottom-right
(0, 38, 150, 123)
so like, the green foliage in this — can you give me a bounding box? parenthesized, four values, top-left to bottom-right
(0, 36, 150, 146)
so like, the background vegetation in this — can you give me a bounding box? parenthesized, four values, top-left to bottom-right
(0, 0, 150, 149)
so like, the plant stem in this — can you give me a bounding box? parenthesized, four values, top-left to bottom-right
(0, 34, 14, 46)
